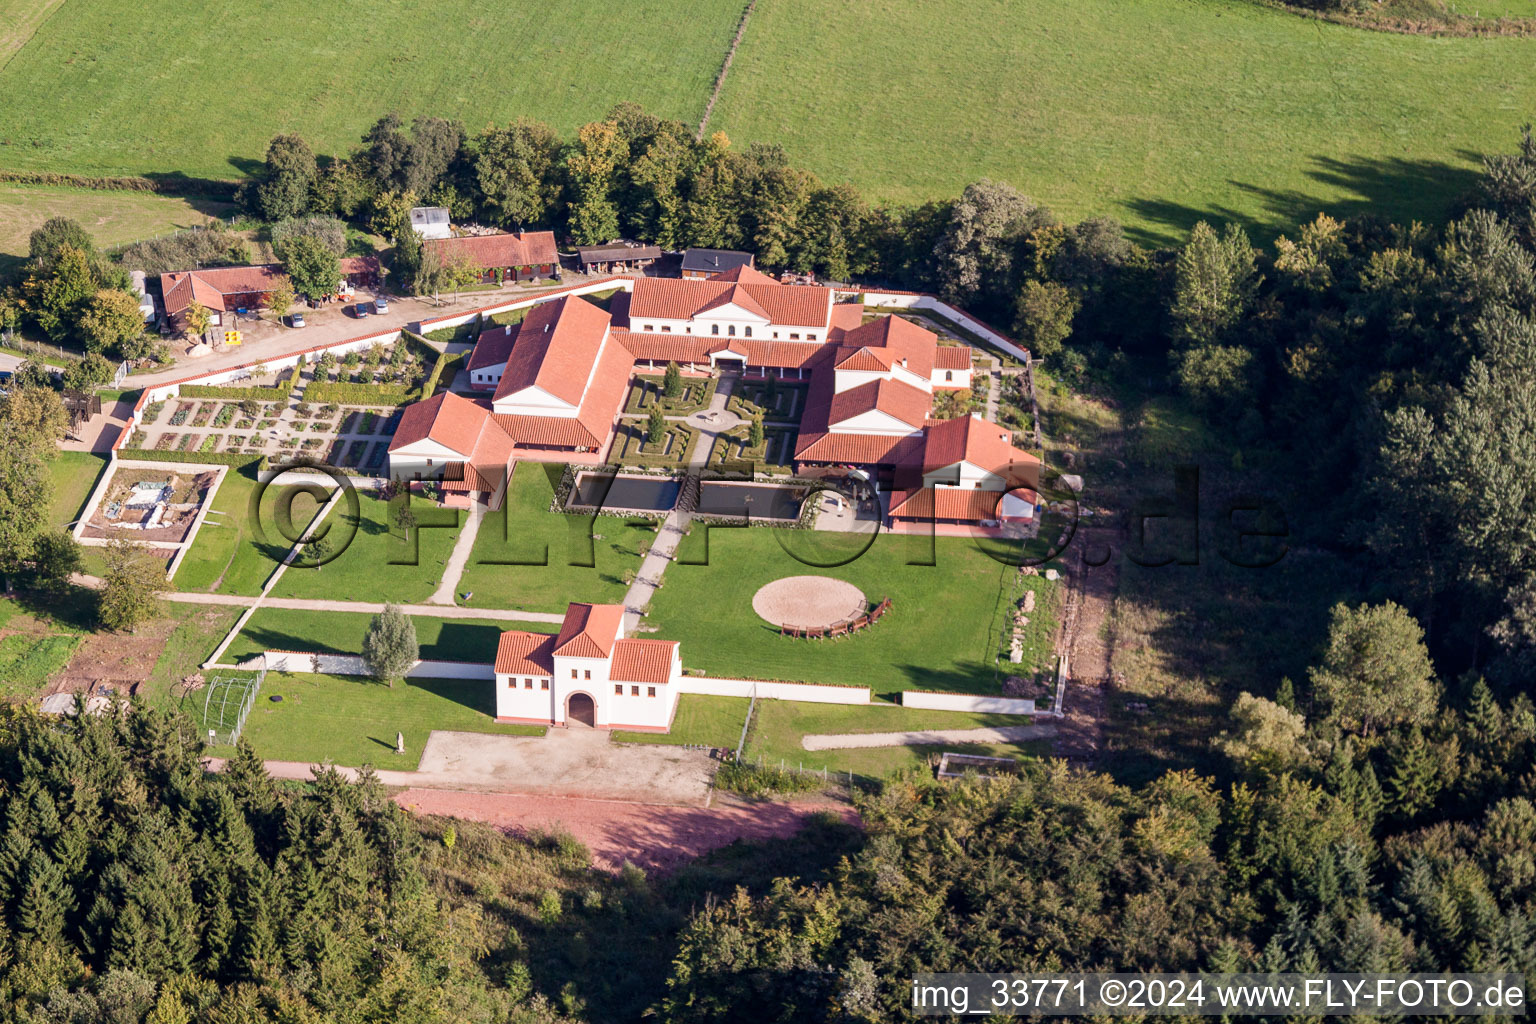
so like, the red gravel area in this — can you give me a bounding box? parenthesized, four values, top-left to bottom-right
(393, 788, 860, 873)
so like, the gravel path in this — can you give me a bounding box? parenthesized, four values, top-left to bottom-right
(801, 723, 1055, 750)
(392, 787, 858, 873)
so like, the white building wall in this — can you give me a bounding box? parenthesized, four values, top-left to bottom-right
(551, 653, 612, 726)
(495, 672, 557, 720)
(933, 366, 973, 389)
(470, 363, 506, 388)
(901, 691, 1036, 714)
(922, 460, 1010, 490)
(828, 409, 923, 436)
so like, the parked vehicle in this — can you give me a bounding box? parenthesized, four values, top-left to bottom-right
(353, 302, 371, 318)
(289, 312, 306, 328)
(373, 296, 389, 314)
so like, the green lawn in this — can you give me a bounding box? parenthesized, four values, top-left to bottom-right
(710, 0, 1536, 243)
(269, 493, 460, 604)
(230, 672, 543, 770)
(743, 699, 1049, 781)
(0, 183, 236, 277)
(48, 451, 108, 530)
(225, 608, 521, 664)
(646, 527, 1059, 696)
(173, 463, 321, 596)
(0, 0, 745, 180)
(454, 462, 653, 612)
(0, 633, 79, 699)
(613, 694, 749, 747)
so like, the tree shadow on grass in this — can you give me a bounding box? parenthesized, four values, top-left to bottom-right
(1121, 152, 1485, 248)
(418, 620, 508, 664)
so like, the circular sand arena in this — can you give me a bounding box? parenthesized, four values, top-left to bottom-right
(752, 575, 867, 629)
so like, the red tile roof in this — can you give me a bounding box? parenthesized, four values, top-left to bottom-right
(827, 378, 932, 430)
(339, 255, 381, 277)
(495, 631, 556, 675)
(697, 283, 772, 320)
(886, 486, 1023, 522)
(467, 323, 518, 373)
(494, 296, 612, 406)
(794, 430, 926, 466)
(610, 639, 678, 684)
(835, 316, 938, 378)
(554, 603, 625, 658)
(922, 414, 1040, 483)
(935, 346, 973, 369)
(614, 331, 714, 365)
(425, 231, 557, 270)
(388, 391, 490, 456)
(628, 278, 831, 328)
(829, 302, 865, 332)
(160, 264, 287, 314)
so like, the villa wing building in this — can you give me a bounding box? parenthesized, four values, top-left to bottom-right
(388, 263, 1039, 525)
(494, 602, 682, 731)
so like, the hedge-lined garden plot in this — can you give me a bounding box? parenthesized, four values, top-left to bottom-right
(708, 426, 797, 474)
(607, 422, 699, 468)
(623, 374, 717, 416)
(303, 334, 454, 406)
(726, 380, 807, 422)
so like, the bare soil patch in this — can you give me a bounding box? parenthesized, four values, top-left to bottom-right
(393, 787, 859, 873)
(51, 619, 176, 698)
(751, 575, 866, 629)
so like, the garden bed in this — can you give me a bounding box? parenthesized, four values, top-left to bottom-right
(607, 422, 699, 468)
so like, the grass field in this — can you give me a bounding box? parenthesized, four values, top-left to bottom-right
(48, 450, 107, 529)
(0, 0, 745, 180)
(455, 462, 653, 612)
(231, 671, 543, 769)
(224, 608, 526, 664)
(174, 466, 325, 596)
(269, 493, 459, 605)
(612, 694, 749, 747)
(0, 183, 234, 274)
(0, 1, 1526, 243)
(742, 699, 1050, 780)
(709, 0, 1536, 242)
(645, 527, 1057, 696)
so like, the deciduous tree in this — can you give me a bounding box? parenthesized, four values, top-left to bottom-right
(77, 288, 144, 355)
(98, 534, 165, 631)
(1308, 601, 1437, 735)
(363, 603, 417, 687)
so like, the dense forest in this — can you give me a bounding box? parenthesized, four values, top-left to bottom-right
(3, 111, 1536, 1021)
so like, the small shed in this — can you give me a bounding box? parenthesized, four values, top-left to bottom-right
(409, 207, 452, 239)
(681, 248, 754, 279)
(577, 243, 662, 274)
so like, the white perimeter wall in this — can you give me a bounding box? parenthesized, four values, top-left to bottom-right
(678, 676, 871, 704)
(900, 691, 1036, 714)
(855, 290, 1031, 363)
(414, 276, 635, 335)
(262, 651, 493, 680)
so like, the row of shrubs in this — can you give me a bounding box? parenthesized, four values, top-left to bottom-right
(0, 169, 240, 198)
(179, 365, 301, 401)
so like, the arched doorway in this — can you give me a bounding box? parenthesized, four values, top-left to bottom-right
(566, 692, 596, 728)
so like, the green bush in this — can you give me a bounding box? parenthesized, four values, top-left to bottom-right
(114, 449, 264, 468)
(715, 760, 824, 797)
(181, 365, 300, 401)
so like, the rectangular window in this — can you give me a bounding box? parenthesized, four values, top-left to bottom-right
(728, 325, 736, 336)
(647, 686, 656, 697)
(524, 679, 533, 689)
(808, 333, 817, 341)
(662, 325, 672, 333)
(644, 324, 653, 332)
(541, 679, 549, 690)
(570, 669, 577, 678)
(614, 684, 623, 695)
(507, 679, 515, 688)
(711, 324, 719, 335)
(789, 333, 800, 340)
(584, 670, 591, 680)
(631, 685, 640, 696)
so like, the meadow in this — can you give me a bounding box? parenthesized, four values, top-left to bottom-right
(710, 0, 1536, 243)
(0, 0, 745, 179)
(1, 0, 1527, 243)
(0, 184, 233, 275)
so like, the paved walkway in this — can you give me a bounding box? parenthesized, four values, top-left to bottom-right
(801, 723, 1055, 750)
(427, 499, 486, 605)
(620, 373, 738, 632)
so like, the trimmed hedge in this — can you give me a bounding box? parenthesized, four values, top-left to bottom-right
(115, 449, 264, 468)
(180, 365, 300, 401)
(305, 335, 461, 406)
